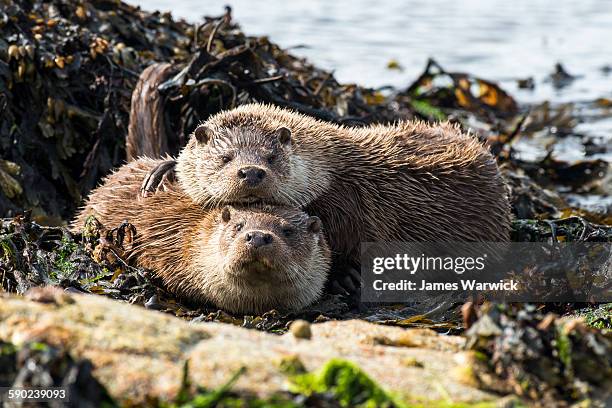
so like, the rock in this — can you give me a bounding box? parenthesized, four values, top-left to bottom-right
(289, 320, 312, 340)
(0, 289, 499, 405)
(25, 286, 75, 305)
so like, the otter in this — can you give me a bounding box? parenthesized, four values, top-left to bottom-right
(72, 158, 330, 314)
(142, 103, 512, 277)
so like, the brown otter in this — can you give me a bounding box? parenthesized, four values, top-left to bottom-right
(143, 103, 512, 277)
(72, 158, 330, 314)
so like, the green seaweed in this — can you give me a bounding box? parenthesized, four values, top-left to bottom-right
(174, 360, 193, 405)
(410, 99, 447, 121)
(400, 401, 497, 408)
(52, 234, 79, 278)
(554, 326, 573, 375)
(0, 235, 15, 263)
(28, 341, 51, 352)
(177, 368, 246, 408)
(289, 359, 405, 408)
(178, 394, 299, 408)
(169, 358, 502, 408)
(0, 342, 16, 356)
(277, 355, 308, 376)
(576, 303, 612, 332)
(289, 359, 500, 408)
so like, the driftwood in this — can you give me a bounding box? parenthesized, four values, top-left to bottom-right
(127, 63, 175, 161)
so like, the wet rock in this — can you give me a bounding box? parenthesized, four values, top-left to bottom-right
(517, 77, 535, 90)
(549, 63, 579, 89)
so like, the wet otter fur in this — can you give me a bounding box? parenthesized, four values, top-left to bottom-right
(72, 158, 330, 314)
(171, 104, 511, 270)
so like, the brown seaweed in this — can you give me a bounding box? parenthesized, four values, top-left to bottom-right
(464, 303, 612, 405)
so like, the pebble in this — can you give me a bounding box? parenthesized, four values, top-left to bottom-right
(289, 319, 312, 340)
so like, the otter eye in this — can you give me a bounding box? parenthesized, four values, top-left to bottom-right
(221, 155, 232, 164)
(235, 222, 244, 232)
(282, 226, 295, 237)
(267, 155, 276, 165)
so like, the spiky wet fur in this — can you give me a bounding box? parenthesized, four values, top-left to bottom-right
(72, 158, 330, 314)
(175, 103, 512, 267)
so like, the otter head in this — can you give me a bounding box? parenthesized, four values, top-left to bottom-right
(176, 124, 297, 206)
(200, 205, 330, 314)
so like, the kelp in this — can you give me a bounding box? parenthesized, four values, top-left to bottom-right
(464, 303, 612, 405)
(0, 212, 154, 301)
(0, 0, 192, 222)
(400, 58, 518, 121)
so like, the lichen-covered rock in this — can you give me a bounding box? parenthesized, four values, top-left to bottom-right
(0, 288, 498, 405)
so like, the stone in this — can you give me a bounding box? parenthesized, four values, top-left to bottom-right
(0, 289, 498, 405)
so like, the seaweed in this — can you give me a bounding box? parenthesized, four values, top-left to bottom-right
(289, 359, 405, 408)
(170, 359, 389, 408)
(575, 303, 612, 332)
(0, 0, 165, 222)
(0, 340, 116, 407)
(464, 303, 612, 405)
(401, 58, 518, 121)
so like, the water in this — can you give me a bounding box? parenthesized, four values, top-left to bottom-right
(134, 0, 612, 104)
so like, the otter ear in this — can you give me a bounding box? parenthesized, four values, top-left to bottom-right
(194, 125, 213, 144)
(221, 206, 231, 223)
(275, 127, 291, 145)
(307, 216, 321, 234)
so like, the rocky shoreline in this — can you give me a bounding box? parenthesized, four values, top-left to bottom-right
(0, 0, 611, 406)
(1, 288, 610, 406)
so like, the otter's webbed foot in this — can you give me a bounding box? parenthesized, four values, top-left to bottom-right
(140, 160, 177, 198)
(329, 266, 360, 297)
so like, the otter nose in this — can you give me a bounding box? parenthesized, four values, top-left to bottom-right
(237, 166, 266, 186)
(245, 231, 273, 248)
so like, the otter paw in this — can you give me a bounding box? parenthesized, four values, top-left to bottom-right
(140, 160, 177, 197)
(329, 267, 361, 296)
